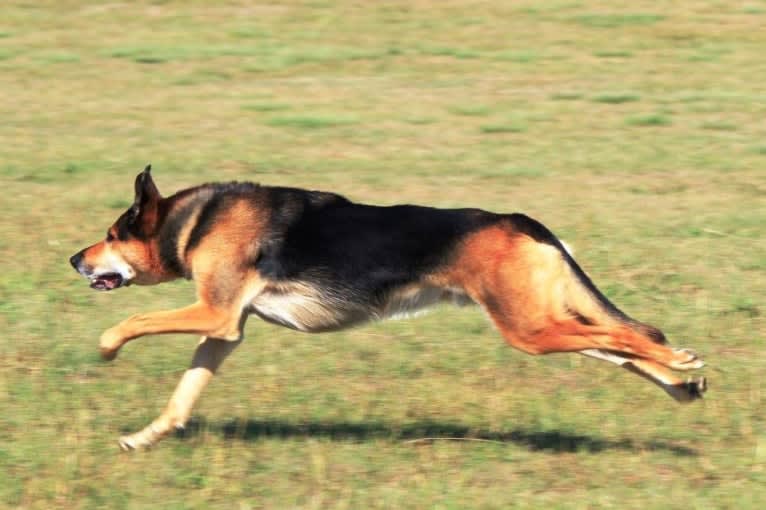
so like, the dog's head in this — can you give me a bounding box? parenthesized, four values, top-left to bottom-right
(70, 165, 166, 290)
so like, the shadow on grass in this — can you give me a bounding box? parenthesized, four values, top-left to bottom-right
(175, 418, 697, 456)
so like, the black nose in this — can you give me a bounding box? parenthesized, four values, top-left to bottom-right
(69, 251, 84, 270)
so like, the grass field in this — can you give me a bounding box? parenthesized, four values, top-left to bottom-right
(1, 1, 765, 508)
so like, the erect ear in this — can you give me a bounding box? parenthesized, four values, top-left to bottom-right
(130, 165, 162, 230)
(132, 164, 161, 211)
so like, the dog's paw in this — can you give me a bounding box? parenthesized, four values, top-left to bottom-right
(669, 348, 705, 371)
(118, 424, 165, 451)
(99, 328, 123, 361)
(689, 375, 707, 398)
(100, 346, 119, 361)
(118, 434, 145, 451)
(669, 376, 708, 403)
(664, 376, 707, 403)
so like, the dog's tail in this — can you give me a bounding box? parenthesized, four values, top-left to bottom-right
(509, 213, 667, 343)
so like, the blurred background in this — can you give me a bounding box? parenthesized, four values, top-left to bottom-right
(0, 1, 764, 508)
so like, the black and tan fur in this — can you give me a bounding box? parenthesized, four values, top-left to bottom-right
(70, 166, 707, 450)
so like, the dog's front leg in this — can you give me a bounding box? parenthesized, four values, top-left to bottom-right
(118, 336, 241, 450)
(99, 301, 241, 360)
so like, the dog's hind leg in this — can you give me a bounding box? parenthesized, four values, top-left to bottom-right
(579, 349, 707, 402)
(118, 336, 241, 450)
(489, 317, 703, 371)
(449, 223, 704, 369)
(441, 221, 705, 401)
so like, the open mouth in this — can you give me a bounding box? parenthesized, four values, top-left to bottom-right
(89, 273, 125, 291)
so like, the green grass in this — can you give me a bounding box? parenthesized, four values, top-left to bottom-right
(35, 52, 81, 64)
(625, 113, 672, 126)
(551, 92, 584, 101)
(242, 103, 292, 113)
(701, 120, 738, 131)
(571, 13, 665, 28)
(592, 92, 642, 104)
(1, 1, 765, 508)
(0, 48, 20, 61)
(493, 50, 540, 63)
(266, 114, 358, 129)
(594, 50, 634, 58)
(106, 45, 264, 63)
(448, 104, 492, 116)
(418, 45, 482, 59)
(480, 121, 528, 133)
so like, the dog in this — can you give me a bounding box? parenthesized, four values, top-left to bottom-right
(70, 166, 707, 450)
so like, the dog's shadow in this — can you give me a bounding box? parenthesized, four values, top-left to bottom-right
(174, 418, 696, 456)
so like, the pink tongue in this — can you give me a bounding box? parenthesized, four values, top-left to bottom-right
(104, 275, 121, 289)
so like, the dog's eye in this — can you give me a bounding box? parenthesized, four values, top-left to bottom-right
(106, 232, 115, 242)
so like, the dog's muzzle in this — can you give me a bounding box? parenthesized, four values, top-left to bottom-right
(69, 250, 127, 291)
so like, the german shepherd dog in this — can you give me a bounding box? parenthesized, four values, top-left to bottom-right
(70, 166, 706, 450)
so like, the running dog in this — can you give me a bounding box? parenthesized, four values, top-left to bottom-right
(70, 166, 707, 450)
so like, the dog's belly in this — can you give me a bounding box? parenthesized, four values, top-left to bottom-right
(249, 288, 367, 333)
(249, 282, 473, 333)
(379, 284, 474, 320)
